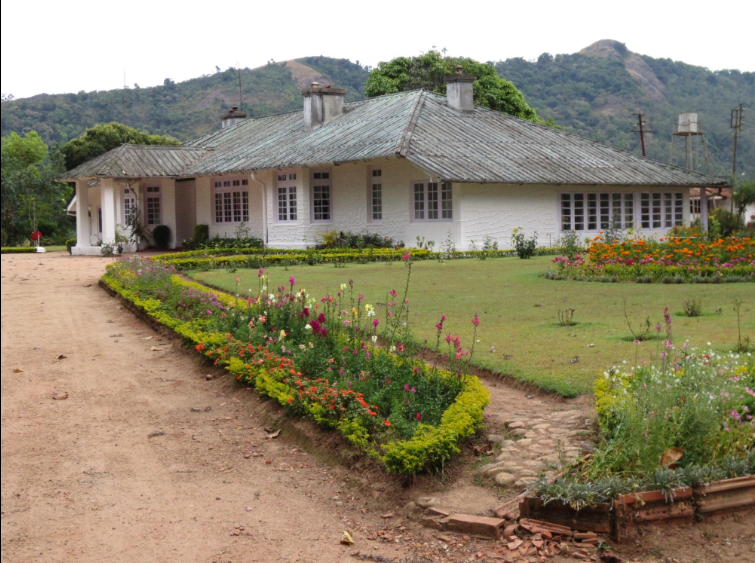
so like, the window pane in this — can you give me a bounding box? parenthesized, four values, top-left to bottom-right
(242, 191, 249, 221)
(599, 193, 610, 229)
(233, 191, 241, 222)
(223, 181, 230, 187)
(574, 193, 584, 231)
(278, 188, 288, 221)
(641, 193, 650, 228)
(223, 192, 232, 222)
(215, 193, 223, 223)
(664, 193, 673, 228)
(289, 188, 297, 221)
(147, 197, 160, 225)
(441, 183, 452, 219)
(624, 193, 634, 229)
(372, 183, 382, 221)
(313, 185, 331, 221)
(587, 193, 597, 230)
(278, 174, 287, 181)
(561, 193, 571, 231)
(414, 183, 425, 220)
(674, 193, 683, 226)
(612, 193, 622, 228)
(427, 182, 438, 220)
(652, 193, 662, 228)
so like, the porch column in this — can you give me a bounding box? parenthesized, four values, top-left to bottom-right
(699, 187, 709, 231)
(101, 178, 117, 244)
(75, 180, 91, 247)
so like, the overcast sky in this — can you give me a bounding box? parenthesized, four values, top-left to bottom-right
(2, 0, 752, 100)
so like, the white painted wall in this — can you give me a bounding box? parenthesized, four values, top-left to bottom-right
(459, 183, 690, 250)
(262, 158, 462, 249)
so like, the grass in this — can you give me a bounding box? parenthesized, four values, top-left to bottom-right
(186, 257, 755, 397)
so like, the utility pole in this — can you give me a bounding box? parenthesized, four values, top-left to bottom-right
(731, 103, 745, 211)
(631, 112, 650, 156)
(237, 63, 243, 113)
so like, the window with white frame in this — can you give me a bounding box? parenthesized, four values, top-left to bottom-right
(276, 172, 297, 222)
(369, 169, 382, 222)
(561, 192, 635, 231)
(212, 177, 249, 224)
(123, 188, 136, 224)
(145, 186, 161, 225)
(412, 180, 452, 221)
(311, 170, 332, 222)
(560, 191, 682, 231)
(639, 192, 683, 229)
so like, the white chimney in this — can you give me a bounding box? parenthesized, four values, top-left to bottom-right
(221, 106, 247, 128)
(444, 66, 475, 112)
(302, 82, 346, 128)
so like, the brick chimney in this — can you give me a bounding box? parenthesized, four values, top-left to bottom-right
(302, 82, 346, 128)
(221, 106, 247, 128)
(444, 66, 475, 112)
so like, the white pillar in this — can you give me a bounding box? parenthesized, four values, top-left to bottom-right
(75, 180, 91, 247)
(101, 178, 116, 244)
(699, 188, 709, 231)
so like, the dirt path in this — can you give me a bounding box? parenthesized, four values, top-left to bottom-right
(2, 253, 752, 563)
(1, 253, 431, 562)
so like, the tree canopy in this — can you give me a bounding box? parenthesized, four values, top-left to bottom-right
(62, 122, 181, 170)
(1, 131, 72, 245)
(364, 51, 543, 123)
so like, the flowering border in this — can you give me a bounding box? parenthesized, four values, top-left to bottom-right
(100, 268, 490, 475)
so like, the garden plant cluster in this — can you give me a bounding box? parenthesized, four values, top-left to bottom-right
(102, 254, 490, 475)
(537, 331, 754, 507)
(548, 232, 754, 283)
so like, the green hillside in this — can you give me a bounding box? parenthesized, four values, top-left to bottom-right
(494, 40, 754, 177)
(2, 43, 752, 176)
(0, 58, 369, 144)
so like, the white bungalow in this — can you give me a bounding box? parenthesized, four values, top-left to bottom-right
(61, 72, 726, 255)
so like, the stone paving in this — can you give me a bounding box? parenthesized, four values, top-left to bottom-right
(479, 409, 592, 488)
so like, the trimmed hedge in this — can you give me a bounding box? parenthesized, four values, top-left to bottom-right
(153, 246, 570, 271)
(1, 247, 37, 254)
(66, 238, 77, 254)
(101, 268, 490, 474)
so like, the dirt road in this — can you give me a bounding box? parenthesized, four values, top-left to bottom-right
(1, 254, 424, 562)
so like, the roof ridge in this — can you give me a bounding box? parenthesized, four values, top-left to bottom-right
(396, 90, 425, 157)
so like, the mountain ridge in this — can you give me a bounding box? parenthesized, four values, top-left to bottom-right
(2, 43, 752, 176)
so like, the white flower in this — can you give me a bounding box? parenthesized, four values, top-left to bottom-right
(371, 335, 378, 343)
(305, 324, 312, 330)
(367, 310, 376, 318)
(389, 345, 396, 352)
(340, 283, 347, 290)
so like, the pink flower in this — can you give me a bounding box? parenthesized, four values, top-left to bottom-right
(472, 314, 480, 327)
(416, 413, 421, 421)
(258, 268, 264, 278)
(235, 276, 240, 282)
(402, 252, 411, 261)
(372, 318, 379, 328)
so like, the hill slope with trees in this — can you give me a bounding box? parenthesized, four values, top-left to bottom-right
(1, 44, 752, 175)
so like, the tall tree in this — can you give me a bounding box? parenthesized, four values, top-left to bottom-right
(364, 51, 544, 123)
(62, 122, 180, 170)
(1, 131, 71, 245)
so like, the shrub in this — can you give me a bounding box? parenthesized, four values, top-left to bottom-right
(193, 224, 209, 244)
(511, 228, 538, 259)
(152, 225, 171, 249)
(316, 230, 398, 250)
(0, 247, 37, 254)
(102, 257, 489, 474)
(66, 238, 77, 254)
(682, 298, 703, 317)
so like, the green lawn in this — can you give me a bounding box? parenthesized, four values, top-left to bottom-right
(187, 257, 754, 396)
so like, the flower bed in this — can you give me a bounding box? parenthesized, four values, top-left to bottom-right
(1, 247, 38, 254)
(154, 246, 570, 271)
(533, 345, 754, 516)
(102, 256, 490, 474)
(547, 235, 754, 282)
